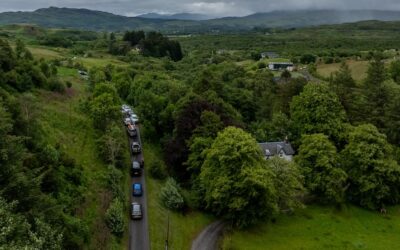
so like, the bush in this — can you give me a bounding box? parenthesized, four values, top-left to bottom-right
(105, 198, 125, 237)
(48, 78, 66, 93)
(149, 158, 167, 180)
(257, 62, 266, 69)
(106, 165, 124, 201)
(66, 81, 72, 88)
(160, 178, 185, 211)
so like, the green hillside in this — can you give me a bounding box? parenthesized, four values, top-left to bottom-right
(2, 8, 400, 33)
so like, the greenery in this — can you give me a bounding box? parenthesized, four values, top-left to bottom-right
(105, 198, 126, 237)
(160, 178, 186, 211)
(2, 13, 400, 249)
(222, 205, 400, 250)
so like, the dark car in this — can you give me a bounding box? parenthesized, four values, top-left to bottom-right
(131, 142, 141, 154)
(127, 124, 138, 138)
(131, 202, 142, 220)
(132, 183, 143, 196)
(131, 161, 142, 176)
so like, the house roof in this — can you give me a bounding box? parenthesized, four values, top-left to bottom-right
(258, 141, 295, 156)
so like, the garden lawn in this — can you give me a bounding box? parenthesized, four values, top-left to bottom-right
(222, 205, 400, 250)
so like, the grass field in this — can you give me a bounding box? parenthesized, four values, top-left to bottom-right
(317, 60, 370, 82)
(222, 205, 400, 250)
(143, 143, 214, 250)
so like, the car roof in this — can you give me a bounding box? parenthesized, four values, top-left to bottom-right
(133, 183, 142, 188)
(132, 161, 140, 168)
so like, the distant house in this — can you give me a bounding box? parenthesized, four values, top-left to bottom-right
(261, 51, 279, 59)
(258, 141, 295, 161)
(268, 62, 294, 72)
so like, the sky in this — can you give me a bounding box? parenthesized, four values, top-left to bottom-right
(1, 0, 400, 17)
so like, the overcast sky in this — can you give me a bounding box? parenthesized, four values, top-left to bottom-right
(1, 0, 400, 17)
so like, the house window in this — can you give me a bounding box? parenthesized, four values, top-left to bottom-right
(279, 152, 284, 158)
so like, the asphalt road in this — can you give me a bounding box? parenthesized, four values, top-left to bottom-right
(128, 126, 150, 250)
(191, 221, 225, 250)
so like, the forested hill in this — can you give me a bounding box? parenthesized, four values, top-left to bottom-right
(1, 7, 400, 32)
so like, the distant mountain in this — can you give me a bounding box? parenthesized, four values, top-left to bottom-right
(1, 7, 400, 33)
(137, 12, 212, 20)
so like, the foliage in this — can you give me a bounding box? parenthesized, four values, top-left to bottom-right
(96, 123, 126, 167)
(296, 134, 347, 203)
(149, 158, 168, 180)
(160, 178, 186, 211)
(105, 198, 125, 237)
(266, 158, 304, 211)
(200, 127, 277, 227)
(290, 83, 347, 144)
(340, 124, 400, 209)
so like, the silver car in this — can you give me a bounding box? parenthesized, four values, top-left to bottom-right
(131, 202, 142, 220)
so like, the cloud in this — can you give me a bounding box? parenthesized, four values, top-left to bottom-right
(1, 0, 400, 17)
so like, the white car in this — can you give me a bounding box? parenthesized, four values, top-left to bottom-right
(124, 117, 133, 125)
(130, 114, 139, 124)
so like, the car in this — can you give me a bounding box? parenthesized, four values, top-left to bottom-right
(121, 105, 131, 114)
(131, 161, 142, 176)
(127, 124, 138, 138)
(124, 117, 133, 126)
(130, 114, 139, 124)
(131, 202, 142, 220)
(131, 142, 141, 154)
(132, 183, 142, 196)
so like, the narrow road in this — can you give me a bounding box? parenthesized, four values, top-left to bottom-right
(191, 221, 225, 250)
(128, 126, 150, 250)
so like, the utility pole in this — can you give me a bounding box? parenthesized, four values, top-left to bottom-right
(165, 213, 170, 250)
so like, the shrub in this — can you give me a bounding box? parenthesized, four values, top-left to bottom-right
(66, 81, 72, 88)
(48, 78, 66, 93)
(160, 178, 185, 211)
(149, 158, 167, 180)
(106, 165, 124, 201)
(105, 198, 125, 237)
(257, 62, 266, 69)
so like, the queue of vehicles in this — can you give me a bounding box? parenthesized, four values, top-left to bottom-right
(121, 104, 144, 220)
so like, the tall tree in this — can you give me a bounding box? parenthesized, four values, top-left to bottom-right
(340, 124, 400, 209)
(363, 55, 389, 128)
(200, 127, 277, 227)
(290, 83, 347, 144)
(330, 62, 358, 122)
(296, 134, 347, 204)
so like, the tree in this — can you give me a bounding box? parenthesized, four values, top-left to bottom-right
(97, 124, 125, 166)
(266, 158, 304, 211)
(105, 198, 125, 237)
(330, 62, 358, 121)
(389, 60, 400, 84)
(160, 178, 185, 211)
(340, 124, 400, 209)
(296, 134, 347, 204)
(90, 93, 120, 130)
(300, 54, 316, 64)
(363, 55, 389, 128)
(15, 39, 33, 60)
(200, 127, 277, 227)
(290, 83, 347, 144)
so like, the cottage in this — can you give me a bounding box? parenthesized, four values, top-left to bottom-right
(258, 141, 295, 161)
(268, 62, 294, 72)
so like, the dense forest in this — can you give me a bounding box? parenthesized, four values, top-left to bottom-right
(1, 20, 400, 248)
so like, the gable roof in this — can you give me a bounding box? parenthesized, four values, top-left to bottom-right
(258, 141, 295, 156)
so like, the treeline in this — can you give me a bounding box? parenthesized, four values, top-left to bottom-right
(0, 39, 88, 248)
(0, 39, 68, 93)
(108, 30, 183, 61)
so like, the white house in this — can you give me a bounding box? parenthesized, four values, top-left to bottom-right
(258, 141, 295, 161)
